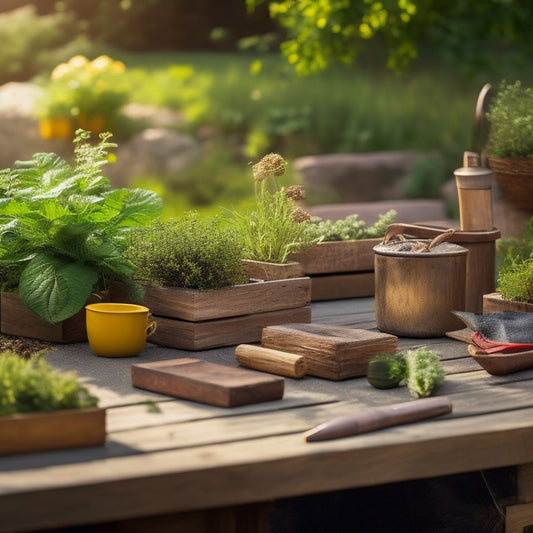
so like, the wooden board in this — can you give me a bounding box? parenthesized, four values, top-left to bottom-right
(150, 306, 312, 351)
(289, 239, 380, 275)
(0, 292, 87, 343)
(137, 278, 311, 322)
(0, 408, 106, 455)
(262, 323, 398, 380)
(483, 292, 533, 314)
(131, 358, 284, 407)
(310, 272, 375, 301)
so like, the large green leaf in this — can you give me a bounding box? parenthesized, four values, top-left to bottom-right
(18, 253, 98, 323)
(103, 188, 163, 228)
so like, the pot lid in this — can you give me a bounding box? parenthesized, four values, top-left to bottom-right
(373, 239, 469, 257)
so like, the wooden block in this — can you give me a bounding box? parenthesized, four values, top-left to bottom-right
(0, 408, 106, 455)
(310, 272, 375, 301)
(150, 306, 312, 351)
(262, 323, 398, 380)
(131, 358, 284, 407)
(235, 344, 307, 378)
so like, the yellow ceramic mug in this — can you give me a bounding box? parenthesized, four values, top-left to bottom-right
(85, 303, 157, 357)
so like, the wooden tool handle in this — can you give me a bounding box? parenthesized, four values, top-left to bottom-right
(305, 396, 452, 442)
(235, 344, 307, 378)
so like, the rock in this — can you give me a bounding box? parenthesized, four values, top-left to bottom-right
(107, 128, 200, 186)
(294, 151, 423, 203)
(0, 82, 70, 169)
(122, 103, 186, 129)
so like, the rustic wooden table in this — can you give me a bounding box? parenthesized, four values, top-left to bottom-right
(1, 297, 533, 533)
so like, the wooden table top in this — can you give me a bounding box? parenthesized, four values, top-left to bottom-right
(1, 297, 533, 532)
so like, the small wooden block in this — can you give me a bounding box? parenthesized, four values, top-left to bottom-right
(131, 358, 284, 407)
(262, 323, 398, 380)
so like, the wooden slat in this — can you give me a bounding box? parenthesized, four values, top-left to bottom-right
(310, 272, 375, 301)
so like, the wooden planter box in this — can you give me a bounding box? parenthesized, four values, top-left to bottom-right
(1, 292, 87, 343)
(118, 278, 312, 351)
(483, 292, 533, 314)
(289, 238, 380, 301)
(0, 407, 106, 456)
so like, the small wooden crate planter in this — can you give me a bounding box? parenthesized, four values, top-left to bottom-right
(134, 278, 312, 351)
(289, 238, 381, 301)
(0, 292, 87, 343)
(483, 292, 533, 314)
(0, 407, 106, 456)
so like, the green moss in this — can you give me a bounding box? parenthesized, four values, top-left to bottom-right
(497, 259, 533, 303)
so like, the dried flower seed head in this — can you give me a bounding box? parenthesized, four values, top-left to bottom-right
(285, 184, 305, 201)
(252, 153, 287, 182)
(292, 207, 312, 223)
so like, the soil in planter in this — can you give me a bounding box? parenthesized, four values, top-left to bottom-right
(0, 334, 51, 358)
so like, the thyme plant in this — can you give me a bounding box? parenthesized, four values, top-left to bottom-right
(125, 213, 249, 290)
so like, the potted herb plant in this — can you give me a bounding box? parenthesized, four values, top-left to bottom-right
(288, 210, 396, 300)
(485, 80, 533, 210)
(121, 213, 311, 350)
(0, 130, 162, 342)
(0, 352, 105, 455)
(229, 153, 319, 280)
(483, 215, 533, 313)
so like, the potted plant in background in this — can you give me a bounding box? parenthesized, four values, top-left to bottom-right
(229, 153, 319, 280)
(36, 54, 129, 139)
(0, 351, 105, 455)
(485, 80, 533, 210)
(289, 210, 396, 300)
(121, 212, 311, 350)
(0, 130, 162, 342)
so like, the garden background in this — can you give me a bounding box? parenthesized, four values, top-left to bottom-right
(1, 0, 532, 220)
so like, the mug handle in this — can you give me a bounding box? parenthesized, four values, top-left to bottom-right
(146, 320, 157, 337)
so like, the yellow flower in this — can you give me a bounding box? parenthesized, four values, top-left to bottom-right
(68, 55, 89, 69)
(50, 63, 69, 81)
(111, 60, 126, 74)
(90, 55, 113, 72)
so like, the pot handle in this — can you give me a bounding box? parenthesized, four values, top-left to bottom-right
(383, 223, 456, 252)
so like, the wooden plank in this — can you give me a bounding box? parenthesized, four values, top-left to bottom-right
(310, 272, 375, 301)
(131, 358, 284, 408)
(151, 306, 312, 350)
(0, 408, 105, 455)
(289, 239, 380, 275)
(139, 278, 311, 321)
(3, 408, 533, 532)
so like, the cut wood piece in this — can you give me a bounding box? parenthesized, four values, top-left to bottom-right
(262, 323, 398, 380)
(235, 344, 307, 378)
(151, 306, 312, 351)
(0, 408, 106, 455)
(131, 358, 284, 407)
(242, 259, 304, 281)
(310, 272, 375, 301)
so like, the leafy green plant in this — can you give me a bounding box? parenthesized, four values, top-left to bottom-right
(0, 352, 98, 416)
(305, 210, 396, 242)
(125, 213, 248, 290)
(486, 80, 533, 159)
(229, 153, 319, 263)
(0, 130, 162, 323)
(367, 348, 445, 398)
(497, 259, 533, 303)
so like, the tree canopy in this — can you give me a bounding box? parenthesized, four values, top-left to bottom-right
(247, 0, 533, 75)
